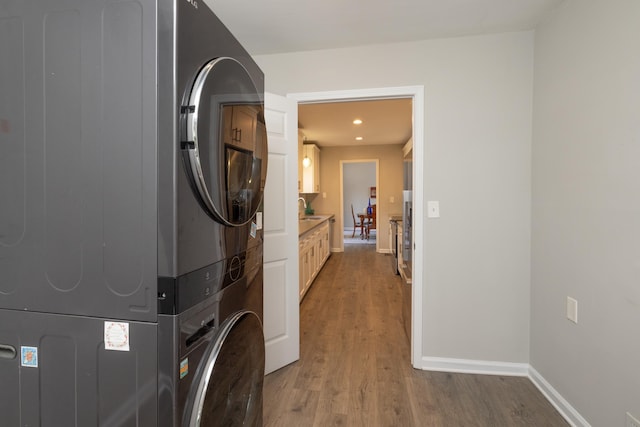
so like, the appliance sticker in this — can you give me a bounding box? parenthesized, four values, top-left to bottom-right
(256, 212, 263, 230)
(21, 346, 38, 368)
(104, 321, 130, 351)
(180, 358, 189, 379)
(250, 221, 257, 238)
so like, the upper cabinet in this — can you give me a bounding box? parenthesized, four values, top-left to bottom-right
(223, 105, 259, 149)
(302, 143, 321, 193)
(298, 130, 304, 192)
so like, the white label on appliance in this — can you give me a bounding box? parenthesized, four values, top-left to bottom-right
(104, 321, 130, 351)
(256, 212, 263, 230)
(21, 346, 38, 368)
(250, 222, 257, 238)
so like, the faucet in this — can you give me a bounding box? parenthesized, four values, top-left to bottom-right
(297, 197, 307, 219)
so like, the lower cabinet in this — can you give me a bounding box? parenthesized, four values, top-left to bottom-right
(299, 221, 330, 301)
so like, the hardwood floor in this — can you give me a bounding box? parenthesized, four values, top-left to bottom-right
(263, 245, 568, 426)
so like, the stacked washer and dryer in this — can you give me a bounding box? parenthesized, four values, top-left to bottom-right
(0, 0, 267, 425)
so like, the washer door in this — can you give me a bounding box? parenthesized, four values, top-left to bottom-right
(185, 311, 265, 427)
(182, 57, 268, 226)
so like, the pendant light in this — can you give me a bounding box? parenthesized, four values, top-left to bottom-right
(302, 143, 311, 167)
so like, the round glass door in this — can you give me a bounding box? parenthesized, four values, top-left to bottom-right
(186, 310, 265, 427)
(182, 57, 268, 226)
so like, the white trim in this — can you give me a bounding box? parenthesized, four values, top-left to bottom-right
(289, 86, 420, 103)
(410, 87, 424, 369)
(419, 357, 589, 427)
(289, 86, 424, 369)
(529, 366, 591, 427)
(421, 356, 529, 376)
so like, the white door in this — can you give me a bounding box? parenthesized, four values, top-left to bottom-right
(263, 92, 299, 374)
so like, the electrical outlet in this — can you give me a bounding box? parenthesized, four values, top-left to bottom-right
(627, 412, 640, 427)
(566, 297, 578, 323)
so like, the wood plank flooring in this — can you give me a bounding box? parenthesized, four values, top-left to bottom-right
(263, 245, 568, 426)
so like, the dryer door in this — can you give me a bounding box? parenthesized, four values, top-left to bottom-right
(185, 310, 265, 427)
(182, 57, 268, 226)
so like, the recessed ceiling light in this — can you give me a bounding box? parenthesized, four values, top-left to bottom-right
(355, 136, 363, 141)
(353, 119, 363, 125)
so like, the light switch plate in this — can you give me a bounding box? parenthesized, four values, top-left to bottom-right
(427, 201, 440, 218)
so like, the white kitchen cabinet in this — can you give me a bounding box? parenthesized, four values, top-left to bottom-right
(297, 130, 304, 192)
(223, 105, 259, 149)
(299, 220, 330, 301)
(299, 237, 313, 299)
(301, 143, 320, 193)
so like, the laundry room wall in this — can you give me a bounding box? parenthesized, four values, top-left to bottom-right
(255, 31, 534, 365)
(531, 0, 640, 425)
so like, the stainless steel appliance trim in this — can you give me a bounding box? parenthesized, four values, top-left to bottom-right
(185, 57, 232, 225)
(188, 310, 263, 426)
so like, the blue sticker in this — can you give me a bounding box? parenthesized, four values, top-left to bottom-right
(21, 346, 38, 368)
(250, 222, 257, 238)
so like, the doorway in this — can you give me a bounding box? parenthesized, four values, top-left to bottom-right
(341, 160, 378, 248)
(290, 86, 424, 368)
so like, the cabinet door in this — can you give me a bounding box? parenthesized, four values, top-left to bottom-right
(297, 131, 304, 192)
(317, 232, 324, 269)
(308, 237, 317, 282)
(299, 242, 305, 298)
(299, 238, 313, 300)
(312, 145, 320, 193)
(302, 144, 320, 193)
(322, 226, 330, 262)
(223, 105, 258, 150)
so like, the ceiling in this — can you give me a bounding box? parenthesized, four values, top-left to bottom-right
(207, 0, 564, 56)
(206, 0, 564, 148)
(298, 99, 413, 148)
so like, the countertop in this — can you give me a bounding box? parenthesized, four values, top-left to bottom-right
(298, 214, 334, 236)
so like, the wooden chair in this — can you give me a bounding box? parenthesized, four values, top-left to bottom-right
(366, 204, 377, 240)
(351, 204, 366, 238)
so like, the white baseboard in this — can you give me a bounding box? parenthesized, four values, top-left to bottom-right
(420, 357, 589, 427)
(528, 366, 591, 427)
(421, 356, 529, 376)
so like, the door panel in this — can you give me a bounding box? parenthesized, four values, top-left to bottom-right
(263, 93, 299, 374)
(185, 311, 264, 427)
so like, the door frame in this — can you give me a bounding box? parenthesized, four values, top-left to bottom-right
(289, 86, 424, 368)
(340, 159, 380, 252)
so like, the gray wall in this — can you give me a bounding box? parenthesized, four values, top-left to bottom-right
(531, 0, 640, 425)
(343, 162, 376, 229)
(256, 31, 533, 365)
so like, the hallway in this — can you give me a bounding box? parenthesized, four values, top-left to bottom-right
(263, 245, 568, 426)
